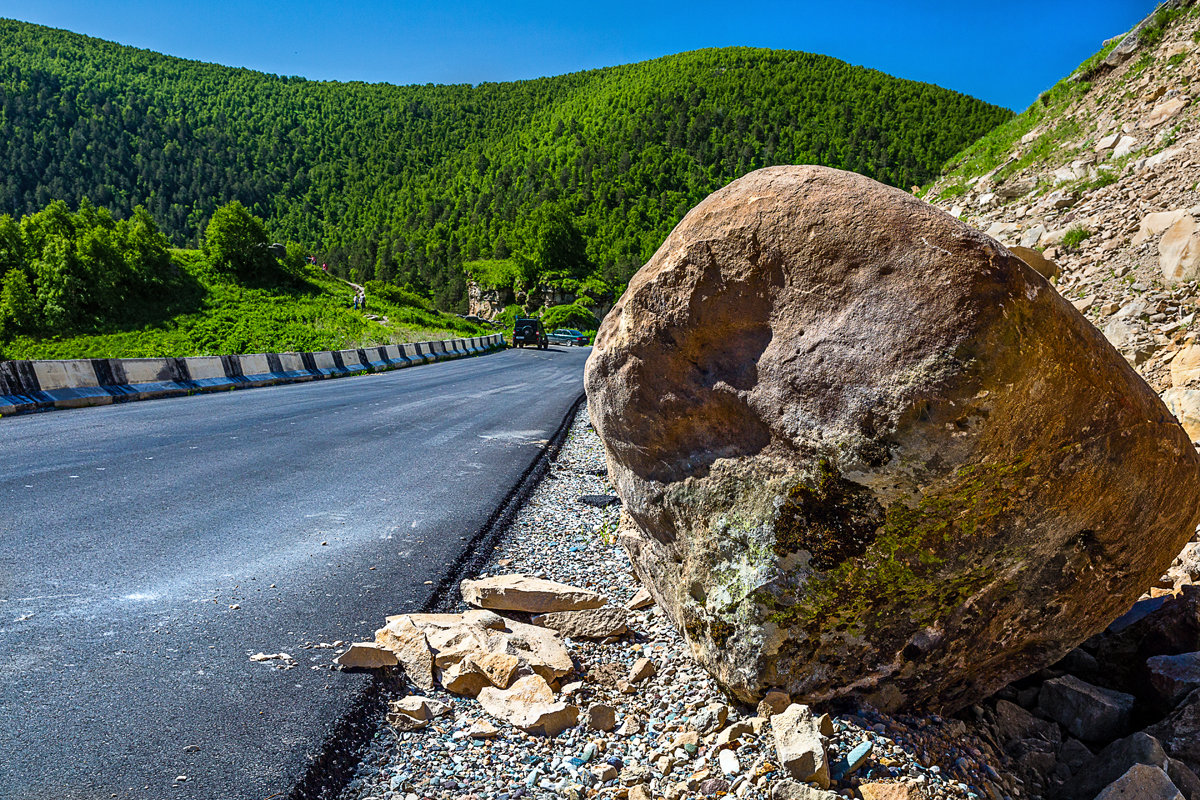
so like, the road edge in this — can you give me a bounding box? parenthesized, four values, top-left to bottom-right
(284, 390, 588, 800)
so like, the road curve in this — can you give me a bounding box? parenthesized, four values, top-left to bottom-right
(0, 345, 590, 800)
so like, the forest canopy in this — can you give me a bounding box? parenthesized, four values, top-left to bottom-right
(0, 19, 1012, 311)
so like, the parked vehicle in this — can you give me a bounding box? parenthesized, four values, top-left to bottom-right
(512, 317, 548, 349)
(548, 328, 589, 346)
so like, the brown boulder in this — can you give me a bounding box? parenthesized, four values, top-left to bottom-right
(583, 165, 1200, 712)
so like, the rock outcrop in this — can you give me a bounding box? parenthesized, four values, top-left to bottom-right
(584, 164, 1200, 712)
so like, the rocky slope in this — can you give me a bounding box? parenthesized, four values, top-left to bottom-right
(924, 0, 1200, 436)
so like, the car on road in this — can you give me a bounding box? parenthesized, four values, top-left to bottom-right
(512, 317, 548, 349)
(547, 328, 590, 346)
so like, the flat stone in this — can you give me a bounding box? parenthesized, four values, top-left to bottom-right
(771, 704, 829, 788)
(628, 785, 652, 800)
(1134, 210, 1192, 245)
(587, 703, 617, 732)
(467, 719, 499, 739)
(625, 587, 655, 610)
(628, 657, 656, 683)
(476, 674, 579, 736)
(388, 695, 451, 722)
(831, 739, 873, 780)
(579, 494, 621, 507)
(1113, 135, 1139, 159)
(1038, 674, 1135, 742)
(713, 719, 755, 750)
(460, 574, 607, 613)
(532, 606, 631, 638)
(1149, 652, 1200, 706)
(1144, 97, 1190, 129)
(1160, 216, 1200, 284)
(1095, 764, 1183, 800)
(334, 642, 398, 669)
(718, 748, 740, 775)
(437, 658, 492, 698)
(859, 781, 926, 800)
(770, 781, 839, 800)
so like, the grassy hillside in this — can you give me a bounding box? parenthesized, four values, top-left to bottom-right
(0, 248, 488, 361)
(0, 19, 1012, 309)
(1, 251, 487, 360)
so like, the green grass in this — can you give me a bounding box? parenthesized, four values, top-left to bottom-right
(1062, 226, 1092, 250)
(932, 37, 1123, 191)
(1, 250, 488, 360)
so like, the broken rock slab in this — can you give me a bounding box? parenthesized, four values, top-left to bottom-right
(382, 611, 573, 693)
(859, 781, 927, 800)
(374, 616, 435, 690)
(771, 703, 830, 789)
(460, 574, 607, 613)
(1038, 674, 1135, 742)
(334, 642, 399, 669)
(1148, 652, 1200, 706)
(531, 606, 631, 638)
(1094, 763, 1183, 800)
(476, 674, 579, 736)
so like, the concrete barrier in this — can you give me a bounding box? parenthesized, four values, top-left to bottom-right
(0, 333, 506, 416)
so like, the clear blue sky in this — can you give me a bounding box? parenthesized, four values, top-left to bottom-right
(0, 0, 1158, 111)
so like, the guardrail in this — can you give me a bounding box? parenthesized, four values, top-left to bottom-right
(0, 334, 506, 417)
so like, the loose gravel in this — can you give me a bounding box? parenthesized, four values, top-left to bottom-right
(336, 405, 1026, 800)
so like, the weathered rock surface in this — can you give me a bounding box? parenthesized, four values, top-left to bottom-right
(1037, 674, 1135, 742)
(334, 642, 398, 669)
(858, 781, 926, 800)
(1009, 245, 1060, 280)
(1148, 652, 1200, 705)
(771, 703, 829, 788)
(531, 606, 631, 638)
(374, 616, 435, 689)
(378, 611, 572, 696)
(584, 165, 1200, 711)
(1094, 763, 1183, 800)
(476, 674, 579, 736)
(460, 574, 607, 613)
(1147, 689, 1200, 771)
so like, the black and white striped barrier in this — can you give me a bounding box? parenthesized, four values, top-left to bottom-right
(0, 334, 506, 416)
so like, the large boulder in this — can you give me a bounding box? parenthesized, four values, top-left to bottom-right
(583, 165, 1200, 712)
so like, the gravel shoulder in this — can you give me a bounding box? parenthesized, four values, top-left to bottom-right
(335, 406, 1024, 800)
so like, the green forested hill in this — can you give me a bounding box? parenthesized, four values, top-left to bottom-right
(0, 18, 1011, 308)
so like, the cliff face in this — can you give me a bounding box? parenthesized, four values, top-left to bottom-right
(924, 1, 1200, 435)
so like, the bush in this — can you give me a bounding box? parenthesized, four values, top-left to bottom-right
(541, 303, 597, 332)
(203, 201, 271, 279)
(1062, 226, 1092, 250)
(364, 280, 433, 310)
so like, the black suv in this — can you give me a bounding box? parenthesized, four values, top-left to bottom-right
(512, 317, 548, 349)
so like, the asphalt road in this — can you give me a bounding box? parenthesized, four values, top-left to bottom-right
(0, 345, 590, 800)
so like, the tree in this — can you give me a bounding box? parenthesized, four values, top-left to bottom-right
(518, 204, 588, 279)
(203, 200, 270, 278)
(0, 267, 38, 335)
